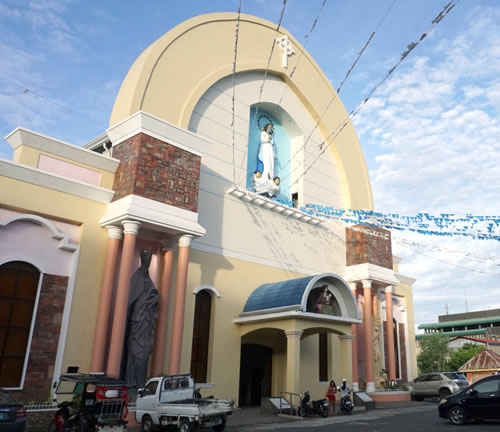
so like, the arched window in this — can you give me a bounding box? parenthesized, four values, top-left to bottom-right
(190, 290, 212, 383)
(0, 261, 40, 387)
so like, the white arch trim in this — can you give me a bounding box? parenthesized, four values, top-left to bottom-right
(0, 256, 47, 274)
(300, 273, 361, 321)
(193, 285, 221, 298)
(0, 214, 78, 252)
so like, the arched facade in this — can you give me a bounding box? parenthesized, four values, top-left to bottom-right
(0, 12, 417, 405)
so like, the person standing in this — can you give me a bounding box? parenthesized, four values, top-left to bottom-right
(325, 380, 337, 415)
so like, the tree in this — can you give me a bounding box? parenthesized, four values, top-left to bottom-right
(417, 333, 449, 373)
(448, 343, 485, 371)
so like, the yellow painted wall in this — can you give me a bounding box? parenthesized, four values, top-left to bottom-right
(159, 248, 353, 403)
(0, 175, 109, 374)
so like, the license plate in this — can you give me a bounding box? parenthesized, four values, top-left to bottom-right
(0, 412, 9, 421)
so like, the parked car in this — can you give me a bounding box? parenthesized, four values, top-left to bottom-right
(0, 389, 26, 432)
(409, 372, 469, 400)
(438, 374, 500, 425)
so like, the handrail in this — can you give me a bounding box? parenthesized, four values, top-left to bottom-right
(278, 392, 301, 416)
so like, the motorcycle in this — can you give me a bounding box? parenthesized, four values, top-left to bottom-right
(298, 391, 328, 418)
(339, 391, 353, 415)
(48, 374, 129, 432)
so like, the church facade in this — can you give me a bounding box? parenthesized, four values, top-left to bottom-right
(0, 13, 417, 404)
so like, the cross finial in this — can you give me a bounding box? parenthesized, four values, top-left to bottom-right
(275, 35, 295, 69)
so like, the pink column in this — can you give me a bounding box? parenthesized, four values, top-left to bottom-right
(349, 282, 360, 391)
(362, 279, 375, 392)
(168, 234, 193, 375)
(372, 292, 379, 317)
(106, 220, 141, 377)
(90, 225, 123, 373)
(151, 243, 176, 376)
(385, 285, 397, 381)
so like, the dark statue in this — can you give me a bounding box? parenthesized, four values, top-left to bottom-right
(123, 248, 159, 389)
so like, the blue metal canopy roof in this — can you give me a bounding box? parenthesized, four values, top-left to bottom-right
(243, 275, 314, 313)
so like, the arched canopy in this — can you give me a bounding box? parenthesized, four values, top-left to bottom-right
(240, 273, 360, 322)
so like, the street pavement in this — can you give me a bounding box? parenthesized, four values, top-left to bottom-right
(226, 402, 500, 432)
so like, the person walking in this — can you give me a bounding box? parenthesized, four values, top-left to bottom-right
(325, 380, 337, 415)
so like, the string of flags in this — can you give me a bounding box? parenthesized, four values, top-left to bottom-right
(291, 202, 500, 241)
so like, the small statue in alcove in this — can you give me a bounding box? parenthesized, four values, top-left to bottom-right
(315, 285, 334, 315)
(251, 115, 280, 197)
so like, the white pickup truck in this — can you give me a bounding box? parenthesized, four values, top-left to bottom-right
(135, 374, 234, 432)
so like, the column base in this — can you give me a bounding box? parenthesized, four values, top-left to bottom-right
(366, 382, 376, 393)
(352, 382, 359, 392)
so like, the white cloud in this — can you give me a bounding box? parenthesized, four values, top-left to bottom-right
(355, 7, 500, 328)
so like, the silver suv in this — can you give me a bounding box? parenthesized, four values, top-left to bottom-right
(410, 372, 469, 400)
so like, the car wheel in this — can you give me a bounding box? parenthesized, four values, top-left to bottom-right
(141, 415, 154, 432)
(439, 388, 451, 399)
(449, 406, 466, 425)
(178, 419, 192, 432)
(412, 393, 423, 401)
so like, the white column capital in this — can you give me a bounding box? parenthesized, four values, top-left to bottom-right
(385, 285, 394, 294)
(339, 335, 353, 342)
(178, 234, 194, 248)
(284, 330, 303, 339)
(348, 281, 358, 292)
(361, 279, 372, 290)
(105, 225, 123, 240)
(121, 220, 141, 235)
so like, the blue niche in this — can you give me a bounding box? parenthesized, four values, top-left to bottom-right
(246, 108, 291, 200)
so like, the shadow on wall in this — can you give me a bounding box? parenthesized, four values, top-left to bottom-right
(188, 165, 233, 287)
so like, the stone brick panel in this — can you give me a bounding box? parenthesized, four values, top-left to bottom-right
(346, 225, 393, 269)
(12, 274, 68, 402)
(112, 133, 201, 212)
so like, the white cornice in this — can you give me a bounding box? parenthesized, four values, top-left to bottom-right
(106, 111, 208, 157)
(0, 158, 114, 203)
(82, 133, 110, 151)
(99, 194, 206, 237)
(227, 186, 323, 226)
(5, 128, 120, 173)
(396, 273, 416, 285)
(234, 310, 361, 325)
(344, 262, 400, 286)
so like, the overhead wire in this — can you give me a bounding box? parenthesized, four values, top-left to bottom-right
(0, 71, 105, 129)
(396, 240, 500, 276)
(337, 0, 397, 94)
(276, 0, 328, 106)
(284, 0, 460, 187)
(393, 237, 500, 267)
(278, 0, 397, 180)
(230, 0, 243, 185)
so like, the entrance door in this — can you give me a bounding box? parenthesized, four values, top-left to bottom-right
(239, 344, 272, 406)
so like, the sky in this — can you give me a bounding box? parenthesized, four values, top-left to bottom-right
(0, 0, 499, 331)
